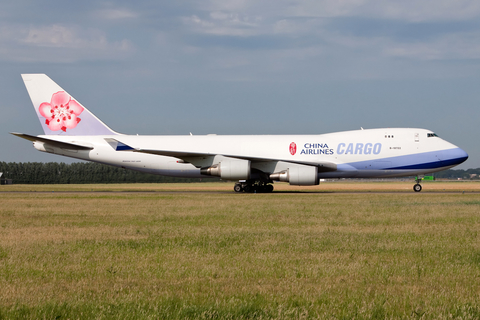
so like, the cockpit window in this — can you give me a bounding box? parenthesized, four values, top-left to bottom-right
(427, 133, 438, 138)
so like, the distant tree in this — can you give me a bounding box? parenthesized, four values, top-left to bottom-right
(433, 169, 471, 180)
(0, 162, 221, 184)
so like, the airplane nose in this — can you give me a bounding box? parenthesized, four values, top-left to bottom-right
(443, 147, 468, 166)
(457, 148, 469, 164)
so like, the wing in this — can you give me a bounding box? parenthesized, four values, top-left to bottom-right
(109, 138, 337, 172)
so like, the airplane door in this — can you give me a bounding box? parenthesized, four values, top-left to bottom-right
(414, 133, 419, 143)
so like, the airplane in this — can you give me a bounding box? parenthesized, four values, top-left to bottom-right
(12, 74, 468, 193)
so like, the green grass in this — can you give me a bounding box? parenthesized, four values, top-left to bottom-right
(0, 185, 479, 319)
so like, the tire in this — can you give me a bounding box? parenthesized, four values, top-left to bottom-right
(413, 184, 422, 192)
(234, 184, 243, 192)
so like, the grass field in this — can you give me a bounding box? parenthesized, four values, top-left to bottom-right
(1, 180, 479, 193)
(1, 181, 479, 319)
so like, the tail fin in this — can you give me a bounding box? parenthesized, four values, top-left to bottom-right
(21, 74, 118, 135)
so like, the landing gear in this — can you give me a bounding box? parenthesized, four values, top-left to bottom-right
(265, 184, 274, 193)
(413, 184, 422, 192)
(234, 183, 243, 193)
(413, 176, 423, 192)
(233, 181, 274, 193)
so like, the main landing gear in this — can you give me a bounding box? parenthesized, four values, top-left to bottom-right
(413, 176, 423, 192)
(234, 181, 274, 193)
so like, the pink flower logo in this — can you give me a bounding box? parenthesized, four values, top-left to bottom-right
(289, 142, 297, 155)
(38, 91, 84, 132)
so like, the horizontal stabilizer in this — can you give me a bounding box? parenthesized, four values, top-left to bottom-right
(11, 133, 94, 150)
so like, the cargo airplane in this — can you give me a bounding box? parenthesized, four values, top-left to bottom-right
(12, 74, 468, 192)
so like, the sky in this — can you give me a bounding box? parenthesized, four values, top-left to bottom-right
(1, 0, 479, 169)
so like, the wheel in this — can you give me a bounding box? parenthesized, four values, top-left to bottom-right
(234, 183, 243, 193)
(243, 184, 252, 193)
(266, 184, 274, 193)
(413, 184, 422, 192)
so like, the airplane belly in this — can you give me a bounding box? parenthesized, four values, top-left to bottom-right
(154, 160, 203, 178)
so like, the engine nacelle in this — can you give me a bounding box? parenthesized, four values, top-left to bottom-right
(200, 158, 251, 180)
(270, 164, 319, 186)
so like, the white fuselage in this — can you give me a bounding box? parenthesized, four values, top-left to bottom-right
(33, 128, 468, 180)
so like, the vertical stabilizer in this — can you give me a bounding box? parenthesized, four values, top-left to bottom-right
(21, 74, 118, 136)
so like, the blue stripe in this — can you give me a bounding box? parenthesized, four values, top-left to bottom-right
(116, 143, 134, 151)
(346, 148, 468, 171)
(385, 156, 468, 170)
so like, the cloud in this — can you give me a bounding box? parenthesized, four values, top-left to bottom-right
(176, 0, 480, 66)
(273, 18, 326, 35)
(0, 24, 134, 63)
(358, 0, 480, 22)
(384, 31, 480, 60)
(180, 0, 480, 45)
(210, 0, 480, 22)
(93, 8, 139, 20)
(23, 25, 85, 48)
(183, 12, 262, 37)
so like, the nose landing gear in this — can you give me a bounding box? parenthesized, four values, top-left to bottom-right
(413, 183, 422, 192)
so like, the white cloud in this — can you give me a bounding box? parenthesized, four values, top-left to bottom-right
(24, 25, 83, 48)
(201, 0, 255, 12)
(384, 32, 480, 60)
(369, 0, 480, 22)
(273, 18, 326, 35)
(182, 12, 262, 37)
(283, 0, 480, 22)
(0, 24, 134, 63)
(186, 15, 215, 29)
(209, 11, 260, 26)
(178, 1, 480, 65)
(94, 8, 138, 20)
(194, 0, 480, 24)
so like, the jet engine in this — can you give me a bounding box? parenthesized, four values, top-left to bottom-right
(33, 141, 54, 153)
(270, 164, 319, 185)
(200, 158, 251, 180)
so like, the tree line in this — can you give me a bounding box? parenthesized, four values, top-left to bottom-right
(0, 162, 219, 184)
(432, 167, 480, 180)
(0, 161, 478, 184)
